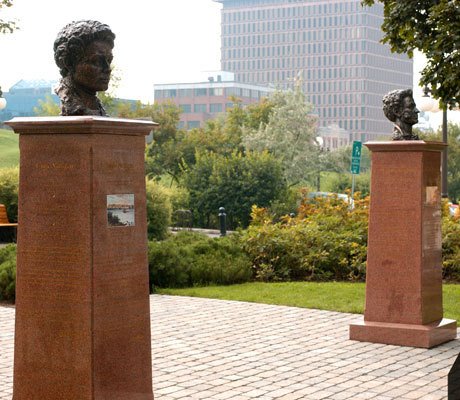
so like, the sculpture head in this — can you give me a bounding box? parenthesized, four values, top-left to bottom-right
(54, 20, 115, 116)
(383, 89, 420, 140)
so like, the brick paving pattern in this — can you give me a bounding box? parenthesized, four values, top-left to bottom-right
(1, 295, 459, 399)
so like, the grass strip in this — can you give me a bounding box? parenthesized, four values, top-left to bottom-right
(0, 129, 19, 168)
(158, 281, 460, 321)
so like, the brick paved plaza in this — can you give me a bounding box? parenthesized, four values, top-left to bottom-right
(0, 295, 458, 399)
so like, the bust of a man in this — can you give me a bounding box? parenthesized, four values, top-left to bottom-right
(53, 20, 115, 116)
(382, 89, 420, 140)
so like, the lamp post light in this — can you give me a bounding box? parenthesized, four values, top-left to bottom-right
(418, 86, 448, 198)
(0, 86, 6, 111)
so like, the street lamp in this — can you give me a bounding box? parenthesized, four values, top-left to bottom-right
(418, 86, 448, 198)
(0, 86, 6, 111)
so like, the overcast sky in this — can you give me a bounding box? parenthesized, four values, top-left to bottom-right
(0, 0, 222, 101)
(0, 0, 455, 127)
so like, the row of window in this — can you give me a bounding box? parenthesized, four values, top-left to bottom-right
(223, 1, 367, 23)
(179, 103, 231, 114)
(223, 37, 368, 55)
(178, 121, 201, 129)
(315, 105, 366, 120)
(222, 13, 375, 36)
(230, 64, 366, 83)
(224, 53, 369, 70)
(154, 87, 270, 100)
(222, 26, 366, 44)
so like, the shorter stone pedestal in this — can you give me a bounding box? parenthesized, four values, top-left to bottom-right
(349, 141, 457, 348)
(7, 116, 155, 400)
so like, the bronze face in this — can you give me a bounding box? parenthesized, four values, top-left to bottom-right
(400, 95, 419, 126)
(72, 40, 113, 93)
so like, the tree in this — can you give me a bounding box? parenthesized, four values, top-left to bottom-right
(362, 0, 460, 108)
(0, 0, 17, 34)
(33, 95, 60, 116)
(242, 85, 320, 185)
(144, 96, 275, 183)
(182, 150, 286, 228)
(445, 123, 460, 202)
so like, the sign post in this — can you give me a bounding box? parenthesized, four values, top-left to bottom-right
(350, 141, 362, 204)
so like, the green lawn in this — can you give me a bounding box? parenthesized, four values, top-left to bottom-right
(158, 281, 460, 322)
(0, 128, 19, 168)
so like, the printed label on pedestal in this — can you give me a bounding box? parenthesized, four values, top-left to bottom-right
(425, 186, 440, 205)
(107, 194, 135, 227)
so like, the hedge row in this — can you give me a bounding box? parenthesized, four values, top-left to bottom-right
(1, 196, 460, 302)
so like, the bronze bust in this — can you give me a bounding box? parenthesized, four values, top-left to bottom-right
(53, 20, 115, 116)
(382, 89, 420, 140)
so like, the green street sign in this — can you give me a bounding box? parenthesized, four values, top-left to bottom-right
(351, 141, 362, 175)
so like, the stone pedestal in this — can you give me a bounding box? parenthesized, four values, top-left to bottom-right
(6, 116, 155, 399)
(349, 141, 457, 348)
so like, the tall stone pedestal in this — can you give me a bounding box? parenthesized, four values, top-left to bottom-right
(349, 141, 457, 348)
(6, 116, 155, 399)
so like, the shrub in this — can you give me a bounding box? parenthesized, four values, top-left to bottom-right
(442, 200, 460, 281)
(0, 244, 16, 301)
(148, 231, 252, 289)
(165, 185, 190, 213)
(145, 179, 172, 241)
(0, 167, 19, 223)
(182, 150, 286, 229)
(242, 193, 369, 282)
(325, 172, 370, 197)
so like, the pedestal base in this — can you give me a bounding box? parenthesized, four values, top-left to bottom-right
(350, 318, 457, 348)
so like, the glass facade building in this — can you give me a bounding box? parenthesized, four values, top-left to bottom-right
(215, 0, 413, 141)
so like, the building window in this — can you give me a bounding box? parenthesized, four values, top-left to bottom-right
(178, 89, 192, 97)
(210, 103, 223, 113)
(209, 88, 224, 96)
(194, 88, 207, 96)
(187, 121, 200, 129)
(194, 104, 207, 113)
(180, 104, 191, 113)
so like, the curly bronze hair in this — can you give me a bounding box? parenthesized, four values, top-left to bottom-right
(53, 20, 115, 78)
(382, 89, 413, 122)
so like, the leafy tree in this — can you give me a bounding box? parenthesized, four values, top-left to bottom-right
(144, 97, 275, 183)
(242, 85, 320, 185)
(446, 123, 460, 203)
(362, 0, 460, 108)
(33, 94, 60, 116)
(0, 0, 17, 34)
(182, 150, 286, 229)
(146, 179, 172, 240)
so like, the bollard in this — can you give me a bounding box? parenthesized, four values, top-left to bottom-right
(218, 207, 227, 237)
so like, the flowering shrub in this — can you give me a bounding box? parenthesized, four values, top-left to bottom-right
(242, 193, 369, 282)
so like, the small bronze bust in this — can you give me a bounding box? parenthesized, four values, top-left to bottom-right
(383, 89, 420, 140)
(53, 20, 115, 116)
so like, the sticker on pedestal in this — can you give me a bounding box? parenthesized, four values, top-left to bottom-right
(107, 194, 135, 227)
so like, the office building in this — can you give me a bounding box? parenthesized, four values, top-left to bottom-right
(215, 0, 413, 141)
(154, 71, 275, 129)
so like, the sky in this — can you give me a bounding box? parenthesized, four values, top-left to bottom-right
(0, 0, 456, 128)
(0, 0, 222, 102)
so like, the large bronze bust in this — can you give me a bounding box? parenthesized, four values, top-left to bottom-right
(53, 20, 115, 116)
(383, 89, 420, 141)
